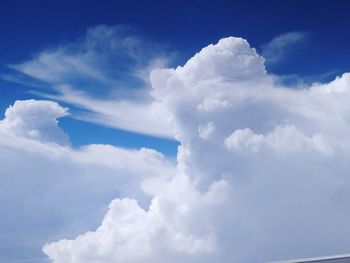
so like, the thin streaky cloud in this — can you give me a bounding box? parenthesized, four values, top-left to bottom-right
(261, 31, 310, 65)
(31, 84, 174, 138)
(5, 25, 173, 138)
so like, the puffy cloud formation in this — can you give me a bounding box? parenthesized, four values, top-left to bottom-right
(42, 36, 350, 263)
(224, 125, 330, 154)
(0, 100, 175, 263)
(0, 99, 69, 145)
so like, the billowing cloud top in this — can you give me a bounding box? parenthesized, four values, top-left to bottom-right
(3, 36, 350, 263)
(0, 99, 69, 145)
(173, 37, 266, 83)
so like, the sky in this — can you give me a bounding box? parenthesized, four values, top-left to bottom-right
(1, 1, 350, 263)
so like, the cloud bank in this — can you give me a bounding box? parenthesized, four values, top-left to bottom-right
(41, 36, 350, 263)
(0, 99, 175, 263)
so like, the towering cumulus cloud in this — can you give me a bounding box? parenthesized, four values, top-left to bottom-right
(44, 37, 350, 262)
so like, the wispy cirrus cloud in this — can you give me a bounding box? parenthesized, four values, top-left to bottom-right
(6, 25, 174, 138)
(33, 84, 173, 138)
(261, 31, 310, 65)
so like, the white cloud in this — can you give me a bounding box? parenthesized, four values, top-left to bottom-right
(224, 127, 264, 153)
(11, 25, 163, 88)
(41, 36, 350, 263)
(3, 34, 350, 263)
(7, 25, 174, 138)
(0, 99, 69, 145)
(41, 84, 173, 138)
(198, 121, 215, 140)
(0, 100, 175, 263)
(224, 125, 332, 155)
(43, 195, 217, 263)
(261, 31, 309, 65)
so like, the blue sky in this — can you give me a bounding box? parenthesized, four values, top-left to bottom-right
(1, 0, 350, 156)
(2, 1, 350, 263)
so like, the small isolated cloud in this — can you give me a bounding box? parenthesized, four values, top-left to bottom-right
(40, 36, 350, 263)
(261, 31, 310, 65)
